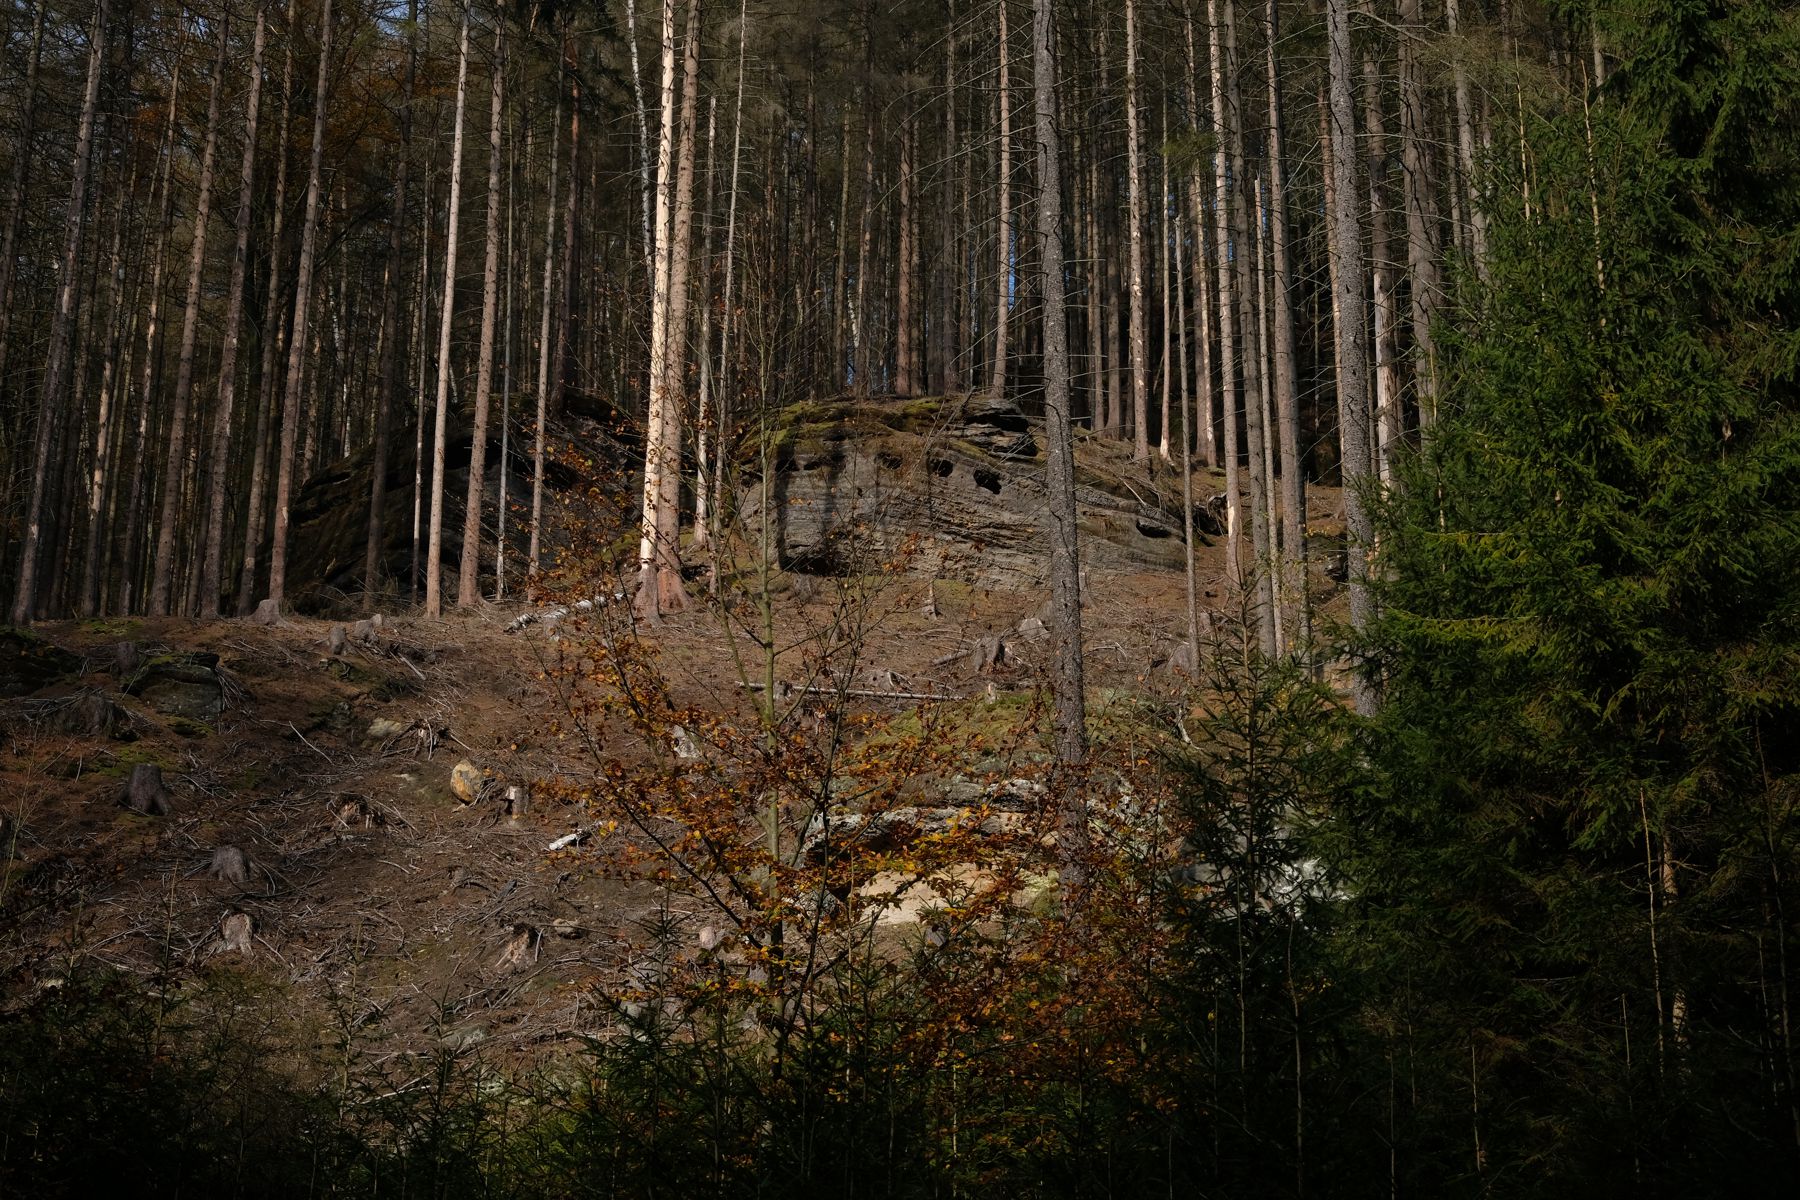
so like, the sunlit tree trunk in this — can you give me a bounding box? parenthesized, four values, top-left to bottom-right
(1124, 0, 1149, 458)
(423, 0, 471, 619)
(527, 82, 563, 582)
(459, 18, 506, 607)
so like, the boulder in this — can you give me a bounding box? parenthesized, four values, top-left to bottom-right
(123, 654, 225, 722)
(737, 396, 1205, 588)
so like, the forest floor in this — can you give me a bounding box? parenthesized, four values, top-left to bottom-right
(0, 471, 1345, 1069)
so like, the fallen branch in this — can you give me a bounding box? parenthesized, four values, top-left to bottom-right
(738, 681, 962, 703)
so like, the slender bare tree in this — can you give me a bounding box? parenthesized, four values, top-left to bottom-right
(459, 16, 507, 607)
(423, 0, 472, 619)
(149, 12, 231, 616)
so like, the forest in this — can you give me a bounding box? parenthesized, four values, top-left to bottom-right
(0, 0, 1797, 1194)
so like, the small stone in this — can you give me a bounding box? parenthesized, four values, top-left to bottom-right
(366, 717, 409, 743)
(450, 759, 484, 804)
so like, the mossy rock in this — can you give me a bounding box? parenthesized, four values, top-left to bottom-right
(0, 628, 83, 697)
(123, 653, 225, 722)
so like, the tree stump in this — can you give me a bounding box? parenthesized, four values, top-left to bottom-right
(218, 910, 254, 955)
(207, 845, 253, 884)
(120, 763, 172, 815)
(496, 924, 539, 971)
(968, 635, 1006, 674)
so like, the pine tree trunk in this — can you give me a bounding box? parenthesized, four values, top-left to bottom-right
(149, 14, 231, 616)
(1398, 0, 1442, 428)
(78, 163, 138, 618)
(1264, 0, 1308, 653)
(266, 0, 333, 612)
(1031, 0, 1088, 886)
(1325, 0, 1377, 706)
(895, 116, 917, 396)
(692, 95, 718, 550)
(423, 1, 471, 619)
(1225, 0, 1275, 657)
(10, 0, 109, 624)
(0, 0, 48, 407)
(528, 82, 563, 581)
(1124, 0, 1149, 459)
(1206, 0, 1242, 590)
(1363, 44, 1400, 486)
(458, 19, 506, 607)
(238, 0, 298, 614)
(361, 0, 417, 603)
(198, 3, 270, 617)
(1444, 0, 1488, 271)
(989, 0, 1012, 398)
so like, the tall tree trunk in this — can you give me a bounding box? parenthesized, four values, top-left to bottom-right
(1157, 101, 1173, 461)
(989, 0, 1012, 397)
(1031, 0, 1088, 889)
(0, 0, 48, 405)
(528, 81, 563, 581)
(1445, 0, 1488, 270)
(149, 13, 231, 616)
(709, 0, 747, 547)
(266, 0, 335, 612)
(238, 0, 298, 614)
(895, 116, 917, 396)
(1398, 0, 1442, 429)
(423, 1, 471, 619)
(1205, 0, 1242, 590)
(200, 2, 270, 617)
(1264, 0, 1307, 653)
(10, 0, 109, 624)
(77, 159, 139, 618)
(693, 95, 718, 549)
(1224, 0, 1275, 657)
(362, 0, 417, 603)
(1124, 0, 1149, 459)
(459, 18, 506, 607)
(1363, 41, 1400, 485)
(635, 0, 698, 620)
(1325, 0, 1376, 709)
(624, 0, 656, 287)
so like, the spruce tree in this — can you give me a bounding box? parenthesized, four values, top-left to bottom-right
(1339, 0, 1800, 1187)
